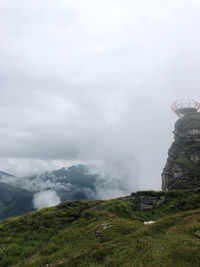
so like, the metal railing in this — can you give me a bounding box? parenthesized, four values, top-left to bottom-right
(171, 99, 200, 118)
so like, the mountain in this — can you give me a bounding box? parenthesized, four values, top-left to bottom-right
(162, 112, 200, 190)
(0, 165, 100, 220)
(0, 188, 200, 266)
(0, 165, 99, 218)
(0, 165, 99, 202)
(0, 171, 15, 178)
(0, 182, 34, 220)
(41, 165, 98, 201)
(0, 165, 132, 207)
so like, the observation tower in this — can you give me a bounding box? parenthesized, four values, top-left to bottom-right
(171, 99, 200, 118)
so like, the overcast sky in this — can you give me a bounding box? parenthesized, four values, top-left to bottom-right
(0, 0, 200, 191)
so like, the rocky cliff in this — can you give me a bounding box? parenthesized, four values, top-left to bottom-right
(162, 112, 200, 190)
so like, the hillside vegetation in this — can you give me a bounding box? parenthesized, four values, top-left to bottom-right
(0, 182, 33, 220)
(1, 188, 200, 266)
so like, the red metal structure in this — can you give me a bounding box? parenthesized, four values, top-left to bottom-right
(171, 99, 200, 118)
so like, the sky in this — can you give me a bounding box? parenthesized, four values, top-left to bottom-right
(0, 0, 200, 192)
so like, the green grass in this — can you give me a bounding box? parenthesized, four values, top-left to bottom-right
(0, 189, 200, 266)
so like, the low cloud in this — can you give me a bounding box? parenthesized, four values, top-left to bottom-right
(0, 173, 72, 193)
(33, 190, 61, 210)
(93, 155, 139, 199)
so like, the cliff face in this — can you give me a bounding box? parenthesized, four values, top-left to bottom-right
(162, 112, 200, 191)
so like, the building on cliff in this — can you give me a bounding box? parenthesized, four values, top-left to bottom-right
(162, 100, 200, 191)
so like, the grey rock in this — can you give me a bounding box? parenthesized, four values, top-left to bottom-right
(194, 230, 200, 238)
(162, 112, 200, 191)
(139, 195, 165, 211)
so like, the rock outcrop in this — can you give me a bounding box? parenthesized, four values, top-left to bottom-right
(162, 112, 200, 190)
(138, 195, 165, 211)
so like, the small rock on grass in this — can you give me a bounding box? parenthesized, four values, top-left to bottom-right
(194, 230, 200, 238)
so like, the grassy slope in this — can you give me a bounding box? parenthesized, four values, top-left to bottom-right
(0, 189, 200, 266)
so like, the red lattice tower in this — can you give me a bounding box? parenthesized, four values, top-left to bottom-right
(171, 99, 200, 118)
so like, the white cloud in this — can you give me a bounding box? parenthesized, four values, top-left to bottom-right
(33, 190, 61, 210)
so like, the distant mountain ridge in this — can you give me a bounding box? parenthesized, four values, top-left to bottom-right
(0, 165, 100, 219)
(0, 171, 15, 178)
(0, 164, 132, 219)
(0, 165, 98, 201)
(0, 181, 33, 220)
